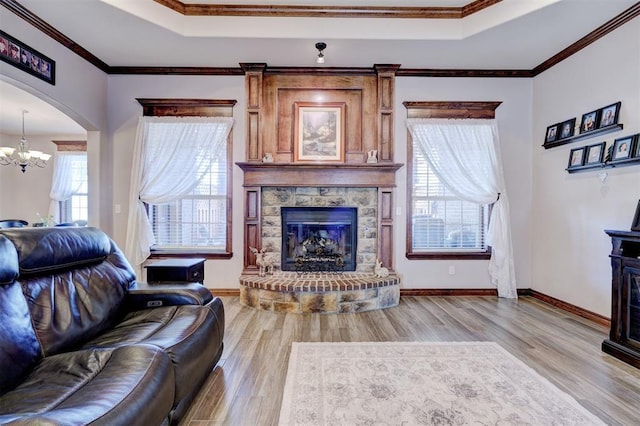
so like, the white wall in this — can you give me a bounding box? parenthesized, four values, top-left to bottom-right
(394, 77, 533, 290)
(109, 75, 246, 287)
(6, 5, 637, 311)
(532, 20, 640, 316)
(107, 75, 533, 291)
(0, 133, 54, 221)
(0, 10, 109, 230)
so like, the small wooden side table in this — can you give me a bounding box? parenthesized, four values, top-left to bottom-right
(144, 258, 205, 284)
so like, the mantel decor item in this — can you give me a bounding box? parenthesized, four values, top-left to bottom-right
(0, 30, 55, 85)
(567, 146, 586, 169)
(598, 101, 621, 128)
(631, 199, 640, 232)
(293, 102, 345, 163)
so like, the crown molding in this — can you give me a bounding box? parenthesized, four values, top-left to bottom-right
(153, 0, 501, 19)
(0, 0, 109, 72)
(1, 0, 638, 78)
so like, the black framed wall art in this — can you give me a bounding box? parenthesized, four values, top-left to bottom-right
(0, 30, 55, 85)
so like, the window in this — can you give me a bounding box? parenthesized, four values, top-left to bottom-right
(50, 141, 88, 225)
(404, 101, 501, 259)
(411, 144, 489, 254)
(59, 153, 88, 223)
(147, 131, 228, 251)
(128, 98, 236, 262)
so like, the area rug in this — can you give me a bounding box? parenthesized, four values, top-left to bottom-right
(278, 342, 604, 425)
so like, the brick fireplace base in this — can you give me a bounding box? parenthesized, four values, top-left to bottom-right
(239, 272, 400, 314)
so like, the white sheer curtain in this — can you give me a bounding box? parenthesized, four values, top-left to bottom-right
(125, 116, 233, 267)
(406, 118, 517, 299)
(48, 151, 87, 222)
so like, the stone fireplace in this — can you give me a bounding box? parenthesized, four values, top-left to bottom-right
(235, 64, 403, 313)
(262, 187, 377, 273)
(281, 205, 358, 272)
(237, 163, 402, 313)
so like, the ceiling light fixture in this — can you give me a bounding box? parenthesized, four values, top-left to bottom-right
(0, 110, 51, 173)
(315, 42, 327, 64)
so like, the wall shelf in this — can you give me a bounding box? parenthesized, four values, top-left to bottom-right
(567, 156, 640, 173)
(543, 123, 623, 149)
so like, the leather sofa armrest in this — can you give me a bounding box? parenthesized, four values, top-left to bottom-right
(125, 281, 213, 310)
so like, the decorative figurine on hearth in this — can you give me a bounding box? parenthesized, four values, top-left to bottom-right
(250, 246, 274, 277)
(366, 149, 378, 163)
(262, 152, 274, 163)
(374, 258, 389, 278)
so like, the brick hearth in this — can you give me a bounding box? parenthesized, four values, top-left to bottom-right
(239, 272, 400, 314)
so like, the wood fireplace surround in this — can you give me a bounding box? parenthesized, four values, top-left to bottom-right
(237, 64, 403, 312)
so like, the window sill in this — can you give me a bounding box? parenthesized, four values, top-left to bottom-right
(149, 250, 232, 260)
(406, 251, 491, 260)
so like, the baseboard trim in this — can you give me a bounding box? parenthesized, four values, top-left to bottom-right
(211, 288, 241, 297)
(524, 289, 611, 327)
(209, 287, 610, 327)
(399, 288, 610, 327)
(400, 288, 499, 297)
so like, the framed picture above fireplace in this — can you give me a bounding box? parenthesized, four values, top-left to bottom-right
(293, 102, 345, 163)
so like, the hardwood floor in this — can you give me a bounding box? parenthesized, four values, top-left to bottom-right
(181, 296, 640, 425)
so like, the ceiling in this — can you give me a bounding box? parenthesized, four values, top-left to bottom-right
(0, 0, 638, 136)
(0, 80, 86, 136)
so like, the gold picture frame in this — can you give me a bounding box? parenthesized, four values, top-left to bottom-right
(293, 102, 345, 163)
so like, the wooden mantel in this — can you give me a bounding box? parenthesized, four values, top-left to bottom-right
(236, 162, 403, 188)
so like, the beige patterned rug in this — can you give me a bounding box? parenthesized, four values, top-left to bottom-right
(278, 342, 604, 425)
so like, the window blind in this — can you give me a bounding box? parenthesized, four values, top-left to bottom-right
(412, 144, 488, 252)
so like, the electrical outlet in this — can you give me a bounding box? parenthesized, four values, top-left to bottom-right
(115, 204, 121, 214)
(448, 265, 456, 275)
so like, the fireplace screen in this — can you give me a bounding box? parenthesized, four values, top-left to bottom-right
(281, 207, 357, 272)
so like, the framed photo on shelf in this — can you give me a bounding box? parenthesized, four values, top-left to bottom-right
(632, 200, 640, 232)
(568, 146, 586, 169)
(634, 134, 640, 158)
(293, 102, 346, 163)
(0, 29, 55, 85)
(584, 141, 606, 165)
(545, 123, 559, 143)
(580, 110, 599, 133)
(611, 135, 635, 161)
(559, 118, 576, 139)
(598, 101, 621, 128)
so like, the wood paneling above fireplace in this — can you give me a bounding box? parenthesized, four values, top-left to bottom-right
(265, 77, 375, 163)
(242, 63, 399, 165)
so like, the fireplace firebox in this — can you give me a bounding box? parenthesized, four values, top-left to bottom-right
(281, 207, 357, 272)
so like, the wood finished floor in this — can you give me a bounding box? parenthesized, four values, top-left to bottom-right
(181, 296, 640, 425)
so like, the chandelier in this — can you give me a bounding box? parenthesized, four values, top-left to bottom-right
(0, 110, 51, 173)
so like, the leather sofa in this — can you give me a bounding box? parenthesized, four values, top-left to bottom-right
(0, 227, 224, 425)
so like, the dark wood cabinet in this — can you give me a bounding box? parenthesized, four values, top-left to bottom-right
(602, 230, 640, 368)
(145, 258, 205, 284)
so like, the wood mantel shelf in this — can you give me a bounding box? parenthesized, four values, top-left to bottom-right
(236, 162, 404, 187)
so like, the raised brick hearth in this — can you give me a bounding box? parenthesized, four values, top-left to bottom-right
(239, 272, 400, 314)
